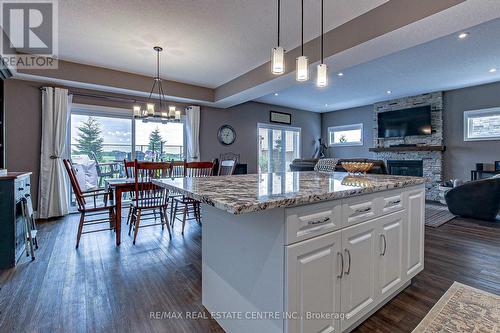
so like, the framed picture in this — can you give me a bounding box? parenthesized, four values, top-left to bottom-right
(270, 111, 291, 125)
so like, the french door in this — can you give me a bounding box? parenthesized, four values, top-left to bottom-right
(258, 123, 301, 173)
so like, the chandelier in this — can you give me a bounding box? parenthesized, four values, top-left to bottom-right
(134, 46, 181, 122)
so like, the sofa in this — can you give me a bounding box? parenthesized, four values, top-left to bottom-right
(290, 158, 387, 174)
(445, 177, 500, 221)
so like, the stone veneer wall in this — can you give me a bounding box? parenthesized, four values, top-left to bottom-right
(373, 92, 444, 201)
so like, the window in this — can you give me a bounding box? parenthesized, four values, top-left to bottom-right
(68, 104, 186, 209)
(328, 123, 363, 146)
(258, 123, 301, 173)
(464, 108, 500, 141)
(70, 113, 132, 164)
(134, 119, 184, 161)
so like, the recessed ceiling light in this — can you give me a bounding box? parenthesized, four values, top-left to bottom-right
(337, 72, 344, 77)
(458, 32, 469, 39)
(386, 90, 392, 95)
(489, 68, 497, 73)
(325, 104, 328, 107)
(274, 92, 279, 96)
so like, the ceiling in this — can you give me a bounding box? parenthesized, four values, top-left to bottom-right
(257, 16, 500, 112)
(57, 0, 387, 88)
(10, 0, 500, 111)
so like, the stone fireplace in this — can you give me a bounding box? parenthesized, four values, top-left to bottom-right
(372, 92, 444, 201)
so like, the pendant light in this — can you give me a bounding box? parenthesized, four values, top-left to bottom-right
(133, 46, 180, 122)
(296, 0, 309, 82)
(271, 0, 285, 74)
(316, 0, 328, 87)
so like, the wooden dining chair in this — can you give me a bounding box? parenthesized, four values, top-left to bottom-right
(123, 159, 137, 225)
(123, 159, 136, 178)
(168, 159, 186, 220)
(172, 161, 215, 234)
(63, 159, 116, 248)
(217, 157, 237, 176)
(171, 159, 186, 178)
(128, 160, 172, 244)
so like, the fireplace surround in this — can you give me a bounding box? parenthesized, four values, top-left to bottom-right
(372, 92, 444, 201)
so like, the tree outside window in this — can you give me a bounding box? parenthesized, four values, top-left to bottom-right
(74, 116, 104, 160)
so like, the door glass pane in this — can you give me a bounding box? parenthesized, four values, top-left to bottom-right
(258, 127, 269, 173)
(134, 120, 184, 161)
(258, 124, 301, 173)
(271, 129, 282, 173)
(285, 130, 300, 172)
(70, 114, 132, 208)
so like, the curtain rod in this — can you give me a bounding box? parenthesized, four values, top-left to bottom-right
(38, 87, 179, 105)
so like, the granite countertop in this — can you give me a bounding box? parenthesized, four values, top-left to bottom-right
(153, 171, 425, 214)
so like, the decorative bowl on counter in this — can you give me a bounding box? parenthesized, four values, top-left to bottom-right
(341, 162, 374, 174)
(341, 176, 372, 188)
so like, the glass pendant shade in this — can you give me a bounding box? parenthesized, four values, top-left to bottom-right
(175, 110, 181, 120)
(133, 105, 141, 116)
(316, 63, 328, 87)
(296, 56, 309, 82)
(168, 106, 176, 118)
(271, 47, 285, 74)
(147, 103, 155, 116)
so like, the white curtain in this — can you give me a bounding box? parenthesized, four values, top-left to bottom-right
(185, 106, 200, 161)
(38, 87, 72, 219)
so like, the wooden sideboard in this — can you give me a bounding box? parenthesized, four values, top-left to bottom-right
(0, 172, 32, 269)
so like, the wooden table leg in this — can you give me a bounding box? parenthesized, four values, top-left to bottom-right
(116, 187, 122, 245)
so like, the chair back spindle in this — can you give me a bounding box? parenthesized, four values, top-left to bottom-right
(63, 159, 86, 210)
(217, 158, 237, 176)
(124, 159, 136, 178)
(185, 161, 215, 178)
(134, 160, 172, 208)
(171, 159, 186, 178)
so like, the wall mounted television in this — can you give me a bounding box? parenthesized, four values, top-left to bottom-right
(377, 105, 432, 138)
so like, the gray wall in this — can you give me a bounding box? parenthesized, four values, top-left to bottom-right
(443, 81, 500, 181)
(321, 105, 374, 159)
(201, 102, 321, 173)
(4, 79, 321, 208)
(321, 81, 500, 182)
(4, 79, 42, 206)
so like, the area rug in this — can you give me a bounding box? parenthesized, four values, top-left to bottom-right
(412, 282, 500, 333)
(425, 203, 456, 227)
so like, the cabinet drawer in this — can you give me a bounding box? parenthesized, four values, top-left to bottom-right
(342, 194, 378, 227)
(380, 192, 404, 215)
(285, 200, 342, 245)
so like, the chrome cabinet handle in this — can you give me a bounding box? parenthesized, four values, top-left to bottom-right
(354, 206, 371, 214)
(308, 217, 330, 225)
(380, 234, 387, 256)
(337, 252, 344, 279)
(386, 199, 401, 206)
(344, 249, 351, 275)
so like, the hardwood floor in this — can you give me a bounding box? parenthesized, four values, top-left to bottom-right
(0, 213, 499, 333)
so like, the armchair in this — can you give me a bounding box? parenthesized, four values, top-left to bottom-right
(445, 177, 500, 221)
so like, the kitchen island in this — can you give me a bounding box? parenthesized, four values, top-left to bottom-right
(153, 171, 425, 333)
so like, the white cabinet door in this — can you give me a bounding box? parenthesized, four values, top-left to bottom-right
(377, 211, 404, 299)
(340, 220, 379, 331)
(286, 230, 342, 333)
(405, 188, 425, 278)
